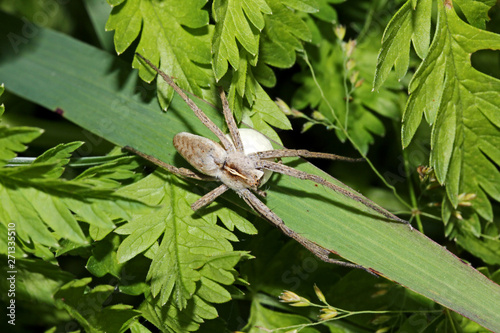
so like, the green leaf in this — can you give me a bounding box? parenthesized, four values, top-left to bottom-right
(0, 158, 148, 247)
(86, 234, 125, 278)
(259, 0, 313, 69)
(0, 105, 147, 248)
(401, 3, 500, 236)
(245, 298, 320, 333)
(115, 172, 249, 311)
(282, 0, 320, 14)
(454, 0, 496, 29)
(141, 292, 217, 333)
(373, 0, 432, 90)
(212, 203, 258, 234)
(32, 142, 83, 178)
(211, 0, 272, 80)
(75, 155, 140, 188)
(106, 0, 214, 108)
(55, 278, 140, 333)
(310, 0, 338, 23)
(293, 35, 401, 154)
(0, 256, 73, 327)
(0, 105, 43, 165)
(2, 12, 500, 331)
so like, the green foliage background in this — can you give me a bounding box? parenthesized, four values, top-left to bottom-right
(0, 0, 499, 332)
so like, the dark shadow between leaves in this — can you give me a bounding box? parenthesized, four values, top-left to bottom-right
(0, 12, 45, 69)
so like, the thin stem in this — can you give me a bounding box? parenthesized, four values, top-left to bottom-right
(341, 42, 351, 131)
(356, 0, 378, 41)
(265, 305, 442, 333)
(403, 147, 425, 232)
(6, 155, 129, 168)
(390, 210, 441, 221)
(300, 51, 412, 211)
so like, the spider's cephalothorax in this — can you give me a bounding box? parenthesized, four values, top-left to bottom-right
(173, 131, 264, 191)
(127, 53, 410, 272)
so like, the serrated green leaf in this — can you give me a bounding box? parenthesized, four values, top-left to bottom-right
(1, 144, 148, 247)
(213, 204, 258, 234)
(456, 222, 500, 265)
(293, 36, 399, 154)
(129, 321, 152, 333)
(55, 278, 140, 333)
(86, 234, 125, 278)
(373, 0, 432, 90)
(311, 0, 338, 23)
(260, 0, 313, 69)
(282, 0, 320, 13)
(75, 155, 140, 188)
(141, 292, 217, 333)
(245, 299, 320, 333)
(402, 3, 500, 218)
(105, 0, 141, 54)
(116, 171, 249, 317)
(0, 256, 73, 304)
(0, 256, 73, 327)
(0, 126, 43, 167)
(33, 142, 83, 178)
(106, 0, 214, 109)
(251, 83, 292, 130)
(199, 251, 249, 286)
(455, 0, 496, 29)
(212, 0, 272, 80)
(196, 276, 231, 303)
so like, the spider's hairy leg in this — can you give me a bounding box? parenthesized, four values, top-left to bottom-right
(218, 87, 244, 153)
(238, 188, 371, 272)
(135, 53, 235, 152)
(249, 149, 364, 162)
(256, 160, 410, 226)
(191, 184, 229, 211)
(123, 146, 215, 181)
(253, 188, 267, 198)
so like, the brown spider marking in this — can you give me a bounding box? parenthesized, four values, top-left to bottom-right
(125, 53, 411, 272)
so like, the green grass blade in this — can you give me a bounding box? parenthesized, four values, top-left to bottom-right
(0, 12, 499, 331)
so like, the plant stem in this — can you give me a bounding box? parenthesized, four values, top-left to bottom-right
(300, 51, 412, 211)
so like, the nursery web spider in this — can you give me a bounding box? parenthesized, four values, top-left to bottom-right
(126, 53, 408, 271)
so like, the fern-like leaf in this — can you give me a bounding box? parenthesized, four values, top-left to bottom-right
(0, 84, 43, 166)
(106, 0, 214, 108)
(211, 0, 272, 80)
(454, 0, 496, 29)
(293, 35, 402, 154)
(373, 0, 432, 90)
(400, 2, 500, 261)
(54, 278, 140, 333)
(114, 171, 253, 328)
(0, 110, 148, 248)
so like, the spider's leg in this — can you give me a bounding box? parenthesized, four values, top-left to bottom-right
(252, 188, 267, 198)
(219, 87, 244, 153)
(249, 149, 364, 162)
(135, 53, 235, 152)
(124, 146, 215, 181)
(237, 189, 371, 272)
(191, 184, 229, 211)
(256, 160, 410, 227)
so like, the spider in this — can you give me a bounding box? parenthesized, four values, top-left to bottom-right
(126, 53, 408, 271)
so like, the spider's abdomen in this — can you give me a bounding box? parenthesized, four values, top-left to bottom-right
(173, 132, 226, 177)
